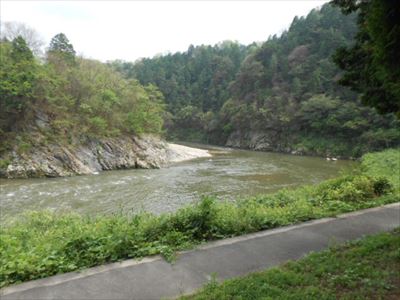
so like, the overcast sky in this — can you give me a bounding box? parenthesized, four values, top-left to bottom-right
(1, 0, 328, 62)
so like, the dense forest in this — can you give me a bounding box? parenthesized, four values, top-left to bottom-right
(1, 3, 399, 160)
(111, 3, 399, 157)
(0, 32, 165, 156)
(332, 0, 400, 116)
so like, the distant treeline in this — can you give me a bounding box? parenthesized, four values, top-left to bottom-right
(110, 3, 399, 157)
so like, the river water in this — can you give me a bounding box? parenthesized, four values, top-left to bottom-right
(0, 145, 354, 219)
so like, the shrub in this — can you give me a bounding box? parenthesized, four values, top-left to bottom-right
(361, 149, 400, 189)
(0, 158, 11, 169)
(88, 116, 108, 135)
(314, 175, 390, 204)
(373, 177, 393, 196)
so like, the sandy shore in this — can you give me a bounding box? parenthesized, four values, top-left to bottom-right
(167, 143, 212, 162)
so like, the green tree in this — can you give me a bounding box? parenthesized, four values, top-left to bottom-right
(0, 22, 44, 56)
(47, 33, 76, 64)
(0, 37, 36, 114)
(0, 37, 38, 141)
(332, 0, 400, 116)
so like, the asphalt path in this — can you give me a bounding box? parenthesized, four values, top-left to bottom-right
(2, 202, 399, 300)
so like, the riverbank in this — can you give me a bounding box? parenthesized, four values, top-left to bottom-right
(0, 136, 211, 179)
(167, 143, 211, 162)
(1, 146, 350, 219)
(183, 228, 400, 300)
(225, 130, 389, 159)
(2, 204, 398, 299)
(0, 149, 398, 288)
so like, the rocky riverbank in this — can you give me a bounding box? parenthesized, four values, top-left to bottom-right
(225, 130, 352, 158)
(226, 130, 307, 155)
(0, 136, 211, 179)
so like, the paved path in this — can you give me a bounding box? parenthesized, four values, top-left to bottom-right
(2, 203, 399, 300)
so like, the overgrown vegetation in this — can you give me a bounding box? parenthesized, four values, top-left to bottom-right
(115, 3, 399, 156)
(361, 149, 400, 190)
(1, 149, 398, 288)
(332, 0, 400, 116)
(182, 228, 400, 300)
(0, 30, 165, 154)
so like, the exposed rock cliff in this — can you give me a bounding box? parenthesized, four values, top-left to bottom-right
(0, 136, 210, 179)
(226, 130, 294, 153)
(225, 130, 319, 156)
(225, 130, 364, 158)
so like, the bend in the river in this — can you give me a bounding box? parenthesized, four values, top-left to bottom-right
(0, 144, 355, 219)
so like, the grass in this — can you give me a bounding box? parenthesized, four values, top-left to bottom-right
(182, 228, 400, 300)
(0, 149, 399, 288)
(361, 149, 400, 190)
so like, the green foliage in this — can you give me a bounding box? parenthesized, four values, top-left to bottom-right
(332, 0, 400, 116)
(110, 41, 249, 143)
(222, 5, 399, 156)
(0, 158, 11, 169)
(1, 150, 398, 288)
(123, 3, 399, 154)
(361, 149, 400, 190)
(0, 34, 165, 151)
(183, 229, 400, 299)
(122, 85, 164, 135)
(315, 175, 383, 204)
(47, 33, 76, 64)
(0, 38, 36, 113)
(0, 37, 38, 144)
(10, 36, 34, 62)
(88, 116, 108, 134)
(43, 57, 165, 137)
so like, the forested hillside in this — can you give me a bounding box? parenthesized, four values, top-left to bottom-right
(1, 3, 399, 160)
(109, 41, 252, 142)
(0, 33, 165, 156)
(117, 3, 399, 157)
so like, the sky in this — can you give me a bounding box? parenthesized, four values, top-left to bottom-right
(1, 0, 329, 62)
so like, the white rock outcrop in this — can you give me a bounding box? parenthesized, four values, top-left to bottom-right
(1, 136, 211, 179)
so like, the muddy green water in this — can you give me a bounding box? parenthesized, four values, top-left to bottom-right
(0, 145, 354, 219)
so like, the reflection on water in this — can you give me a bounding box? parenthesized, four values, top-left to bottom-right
(0, 145, 355, 218)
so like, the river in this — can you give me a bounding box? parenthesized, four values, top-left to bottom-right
(0, 145, 354, 219)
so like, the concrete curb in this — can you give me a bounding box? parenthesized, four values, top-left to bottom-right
(1, 202, 399, 300)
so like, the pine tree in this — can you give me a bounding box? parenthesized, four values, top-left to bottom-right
(47, 33, 76, 63)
